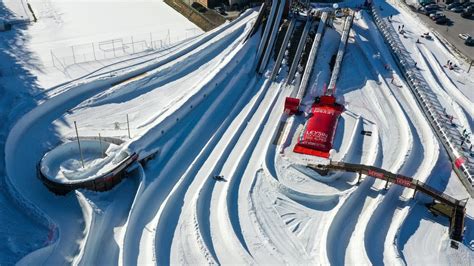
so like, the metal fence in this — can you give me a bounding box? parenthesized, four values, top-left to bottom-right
(49, 29, 201, 73)
(370, 5, 474, 197)
(0, 28, 201, 77)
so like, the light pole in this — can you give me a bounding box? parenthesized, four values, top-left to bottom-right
(74, 121, 85, 168)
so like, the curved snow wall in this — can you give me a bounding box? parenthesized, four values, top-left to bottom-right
(370, 6, 474, 197)
(127, 20, 256, 159)
(37, 152, 138, 195)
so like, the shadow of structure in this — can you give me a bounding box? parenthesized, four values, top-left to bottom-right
(0, 2, 49, 264)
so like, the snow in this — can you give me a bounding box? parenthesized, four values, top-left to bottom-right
(1, 0, 473, 265)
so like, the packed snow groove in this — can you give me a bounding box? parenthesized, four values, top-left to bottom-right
(3, 0, 473, 265)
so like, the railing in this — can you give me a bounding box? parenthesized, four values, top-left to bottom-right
(258, 0, 286, 74)
(297, 11, 328, 99)
(327, 12, 354, 95)
(369, 5, 474, 197)
(271, 16, 296, 80)
(256, 0, 279, 71)
(287, 16, 313, 84)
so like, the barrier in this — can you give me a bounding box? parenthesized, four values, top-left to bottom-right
(37, 152, 138, 195)
(244, 3, 268, 42)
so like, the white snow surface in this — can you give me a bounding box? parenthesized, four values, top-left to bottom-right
(2, 1, 474, 265)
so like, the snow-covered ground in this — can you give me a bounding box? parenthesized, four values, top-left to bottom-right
(1, 0, 473, 265)
(0, 0, 200, 263)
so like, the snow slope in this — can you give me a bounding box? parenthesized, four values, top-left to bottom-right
(2, 1, 473, 265)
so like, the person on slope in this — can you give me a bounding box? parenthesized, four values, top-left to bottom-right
(213, 175, 225, 181)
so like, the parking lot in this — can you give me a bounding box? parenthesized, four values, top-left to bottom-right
(414, 6, 474, 61)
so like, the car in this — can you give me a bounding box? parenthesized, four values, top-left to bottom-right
(447, 2, 461, 9)
(425, 4, 440, 9)
(420, 1, 435, 7)
(459, 33, 471, 40)
(430, 11, 444, 19)
(451, 6, 464, 12)
(418, 7, 432, 14)
(465, 37, 474, 46)
(462, 2, 474, 8)
(435, 16, 448, 24)
(425, 6, 438, 12)
(425, 9, 438, 16)
(461, 10, 473, 17)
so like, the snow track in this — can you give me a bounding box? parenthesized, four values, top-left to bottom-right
(7, 4, 473, 265)
(326, 42, 411, 266)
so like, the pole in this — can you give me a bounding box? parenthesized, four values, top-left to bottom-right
(112, 40, 116, 57)
(468, 60, 473, 73)
(99, 133, 104, 158)
(168, 29, 171, 45)
(131, 36, 135, 54)
(50, 50, 55, 67)
(72, 45, 76, 64)
(127, 114, 131, 139)
(150, 32, 153, 49)
(74, 121, 85, 168)
(92, 42, 96, 61)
